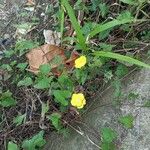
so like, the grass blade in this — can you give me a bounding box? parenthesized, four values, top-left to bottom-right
(62, 0, 86, 50)
(60, 5, 65, 44)
(94, 51, 150, 69)
(89, 19, 133, 39)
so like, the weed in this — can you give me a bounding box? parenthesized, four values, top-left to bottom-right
(0, 0, 150, 149)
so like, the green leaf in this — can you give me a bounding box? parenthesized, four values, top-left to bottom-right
(120, 0, 138, 5)
(16, 63, 28, 71)
(13, 114, 26, 126)
(1, 64, 12, 71)
(15, 39, 39, 56)
(101, 142, 116, 150)
(112, 79, 122, 98)
(94, 51, 150, 69)
(99, 3, 109, 18)
(89, 18, 134, 39)
(101, 128, 117, 143)
(17, 77, 33, 87)
(34, 77, 52, 89)
(53, 90, 71, 106)
(22, 131, 46, 150)
(128, 92, 139, 100)
(8, 141, 19, 150)
(115, 64, 128, 78)
(75, 69, 88, 85)
(39, 64, 51, 75)
(90, 0, 101, 11)
(117, 11, 133, 21)
(118, 114, 134, 129)
(47, 113, 62, 130)
(58, 74, 74, 91)
(62, 0, 86, 50)
(0, 91, 17, 107)
(4, 50, 14, 58)
(143, 100, 150, 107)
(60, 4, 65, 41)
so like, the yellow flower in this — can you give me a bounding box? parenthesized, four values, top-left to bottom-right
(75, 56, 87, 68)
(71, 93, 86, 109)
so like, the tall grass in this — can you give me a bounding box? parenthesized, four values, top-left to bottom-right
(62, 0, 150, 69)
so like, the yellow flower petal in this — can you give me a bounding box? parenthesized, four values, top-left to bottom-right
(70, 93, 86, 109)
(77, 104, 84, 109)
(75, 56, 87, 68)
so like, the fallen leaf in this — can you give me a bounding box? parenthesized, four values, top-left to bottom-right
(25, 0, 35, 6)
(26, 44, 79, 76)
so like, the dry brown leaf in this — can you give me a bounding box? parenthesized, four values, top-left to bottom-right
(26, 44, 79, 76)
(25, 0, 35, 6)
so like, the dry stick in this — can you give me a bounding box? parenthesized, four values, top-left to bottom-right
(64, 121, 101, 149)
(75, 120, 101, 139)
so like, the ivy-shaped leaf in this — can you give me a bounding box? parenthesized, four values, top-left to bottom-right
(39, 64, 51, 75)
(118, 114, 134, 129)
(17, 77, 33, 87)
(47, 113, 62, 130)
(22, 131, 46, 150)
(8, 141, 19, 150)
(0, 91, 17, 107)
(101, 128, 117, 143)
(34, 77, 52, 89)
(53, 90, 71, 106)
(16, 63, 28, 71)
(13, 114, 26, 126)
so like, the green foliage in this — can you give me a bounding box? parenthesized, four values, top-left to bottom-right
(16, 63, 28, 71)
(101, 128, 117, 150)
(62, 0, 86, 50)
(89, 16, 134, 39)
(0, 91, 17, 107)
(3, 50, 14, 58)
(15, 39, 39, 56)
(47, 113, 62, 130)
(22, 131, 46, 150)
(94, 51, 150, 69)
(17, 77, 33, 87)
(104, 70, 113, 83)
(118, 114, 134, 128)
(60, 4, 65, 41)
(115, 64, 128, 78)
(120, 0, 139, 5)
(101, 142, 116, 150)
(1, 64, 12, 71)
(99, 3, 109, 18)
(128, 92, 139, 100)
(58, 74, 74, 91)
(90, 0, 102, 11)
(8, 141, 19, 150)
(82, 22, 97, 37)
(143, 100, 150, 107)
(1, 0, 150, 148)
(13, 114, 26, 126)
(75, 69, 88, 85)
(34, 77, 53, 89)
(39, 64, 51, 75)
(53, 90, 71, 106)
(101, 128, 117, 143)
(112, 79, 122, 99)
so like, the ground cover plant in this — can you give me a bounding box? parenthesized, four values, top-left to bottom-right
(0, 0, 150, 149)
